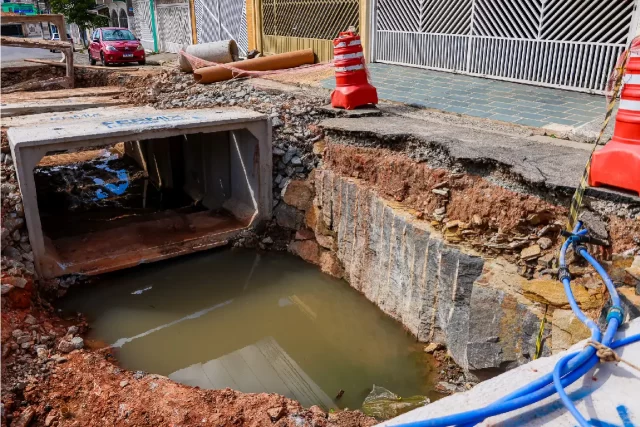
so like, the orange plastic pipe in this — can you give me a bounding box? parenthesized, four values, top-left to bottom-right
(193, 49, 315, 83)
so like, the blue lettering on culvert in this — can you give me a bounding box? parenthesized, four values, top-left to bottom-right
(50, 113, 101, 121)
(101, 114, 206, 129)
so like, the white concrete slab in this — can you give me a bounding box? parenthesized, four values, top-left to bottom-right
(0, 106, 158, 128)
(169, 337, 336, 410)
(7, 107, 266, 147)
(381, 317, 640, 426)
(7, 106, 272, 278)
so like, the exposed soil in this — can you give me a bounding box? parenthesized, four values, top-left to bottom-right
(15, 349, 375, 427)
(324, 142, 562, 230)
(1, 290, 376, 427)
(323, 142, 638, 259)
(3, 62, 638, 427)
(0, 66, 66, 89)
(264, 67, 334, 87)
(609, 215, 640, 254)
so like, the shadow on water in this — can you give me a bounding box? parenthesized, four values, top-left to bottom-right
(59, 248, 441, 411)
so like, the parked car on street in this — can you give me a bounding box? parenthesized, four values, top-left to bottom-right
(49, 33, 75, 52)
(89, 28, 145, 66)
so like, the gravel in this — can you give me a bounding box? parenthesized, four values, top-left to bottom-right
(124, 71, 330, 211)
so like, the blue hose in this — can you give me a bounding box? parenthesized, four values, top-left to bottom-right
(393, 222, 638, 427)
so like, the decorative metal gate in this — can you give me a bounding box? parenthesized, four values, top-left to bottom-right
(133, 0, 155, 51)
(156, 3, 193, 53)
(260, 0, 359, 61)
(194, 0, 248, 55)
(372, 0, 637, 93)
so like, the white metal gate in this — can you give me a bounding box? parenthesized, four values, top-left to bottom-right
(194, 0, 248, 55)
(156, 3, 193, 53)
(372, 0, 638, 93)
(133, 0, 155, 51)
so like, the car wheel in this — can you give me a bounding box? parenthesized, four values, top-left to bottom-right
(89, 51, 96, 66)
(100, 52, 109, 66)
(138, 59, 146, 66)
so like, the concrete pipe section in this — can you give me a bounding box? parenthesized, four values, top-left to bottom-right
(7, 107, 272, 278)
(178, 40, 240, 73)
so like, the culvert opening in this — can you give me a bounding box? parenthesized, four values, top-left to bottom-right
(33, 131, 257, 277)
(58, 248, 442, 414)
(7, 108, 272, 278)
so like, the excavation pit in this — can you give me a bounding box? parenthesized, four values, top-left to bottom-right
(7, 107, 272, 278)
(58, 248, 442, 413)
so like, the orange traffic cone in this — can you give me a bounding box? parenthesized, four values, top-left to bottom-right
(590, 38, 640, 196)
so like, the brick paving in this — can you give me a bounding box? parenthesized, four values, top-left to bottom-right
(321, 63, 606, 128)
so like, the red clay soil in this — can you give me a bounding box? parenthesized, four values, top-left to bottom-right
(18, 350, 375, 427)
(609, 215, 640, 254)
(324, 143, 565, 231)
(1, 290, 375, 427)
(323, 143, 636, 252)
(1, 280, 374, 427)
(1, 299, 375, 427)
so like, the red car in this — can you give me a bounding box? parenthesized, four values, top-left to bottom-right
(89, 27, 145, 66)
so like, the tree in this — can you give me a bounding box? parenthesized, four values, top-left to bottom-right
(49, 0, 108, 46)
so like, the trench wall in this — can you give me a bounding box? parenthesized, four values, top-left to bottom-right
(311, 169, 546, 374)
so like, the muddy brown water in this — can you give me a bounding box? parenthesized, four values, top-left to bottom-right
(60, 249, 441, 411)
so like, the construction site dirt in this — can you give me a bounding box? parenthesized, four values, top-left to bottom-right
(1, 60, 639, 427)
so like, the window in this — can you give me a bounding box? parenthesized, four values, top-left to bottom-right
(101, 28, 135, 41)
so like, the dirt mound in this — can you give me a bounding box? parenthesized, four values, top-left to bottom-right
(15, 350, 374, 427)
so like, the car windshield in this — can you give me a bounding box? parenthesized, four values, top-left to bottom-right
(102, 29, 135, 41)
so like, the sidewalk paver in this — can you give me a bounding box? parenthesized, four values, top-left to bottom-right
(321, 63, 606, 129)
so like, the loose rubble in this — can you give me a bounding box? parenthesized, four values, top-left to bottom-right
(0, 69, 374, 424)
(2, 64, 639, 425)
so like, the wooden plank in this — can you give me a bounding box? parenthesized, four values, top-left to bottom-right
(23, 58, 140, 71)
(1, 87, 122, 103)
(1, 35, 70, 49)
(1, 96, 128, 118)
(0, 15, 67, 41)
(188, 0, 197, 44)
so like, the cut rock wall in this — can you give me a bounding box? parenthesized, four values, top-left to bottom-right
(310, 169, 548, 375)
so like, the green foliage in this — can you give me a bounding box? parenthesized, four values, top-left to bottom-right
(49, 0, 108, 29)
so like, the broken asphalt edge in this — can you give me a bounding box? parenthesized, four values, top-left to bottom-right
(318, 115, 639, 205)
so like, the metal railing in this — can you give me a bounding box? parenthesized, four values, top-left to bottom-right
(372, 0, 637, 93)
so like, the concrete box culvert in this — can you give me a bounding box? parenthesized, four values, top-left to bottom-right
(7, 107, 272, 279)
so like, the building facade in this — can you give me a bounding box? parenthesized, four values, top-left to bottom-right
(129, 0, 639, 94)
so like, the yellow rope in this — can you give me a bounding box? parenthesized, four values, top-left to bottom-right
(565, 49, 630, 231)
(534, 305, 548, 360)
(585, 339, 640, 372)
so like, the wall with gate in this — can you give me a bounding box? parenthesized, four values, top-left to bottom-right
(255, 0, 361, 61)
(133, 0, 156, 51)
(372, 0, 638, 93)
(156, 2, 192, 53)
(194, 0, 248, 55)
